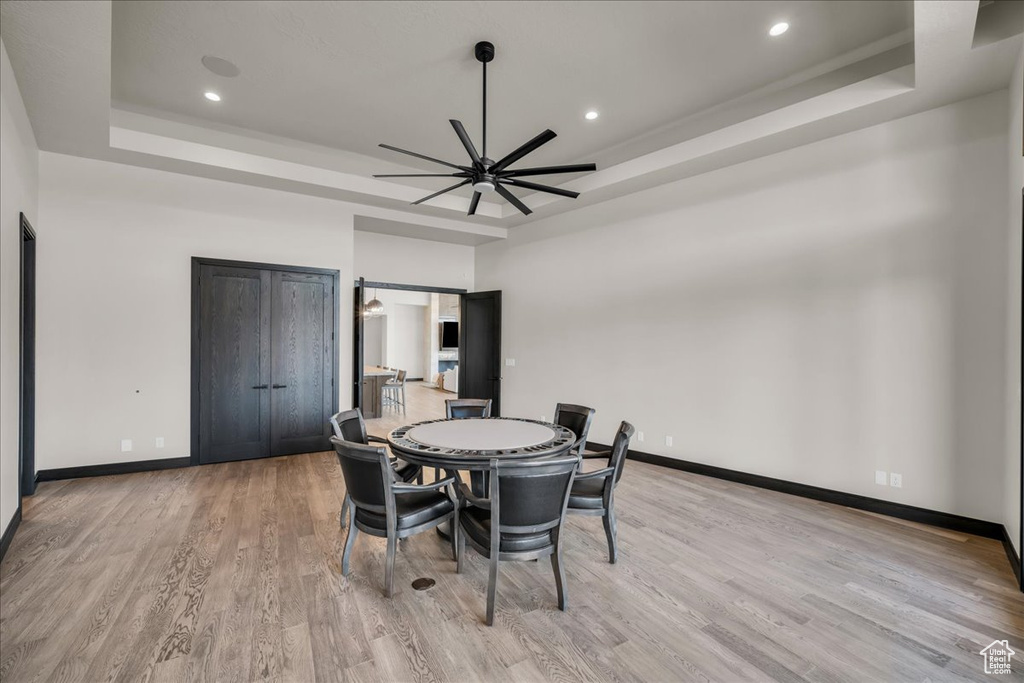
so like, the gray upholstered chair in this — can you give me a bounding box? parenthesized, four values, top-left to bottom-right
(330, 408, 422, 527)
(332, 437, 457, 597)
(445, 398, 492, 419)
(567, 421, 635, 564)
(553, 403, 595, 457)
(444, 398, 493, 488)
(454, 451, 579, 625)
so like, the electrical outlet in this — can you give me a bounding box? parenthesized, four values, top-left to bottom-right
(155, 437, 165, 448)
(875, 470, 887, 486)
(665, 436, 673, 447)
(637, 431, 645, 443)
(121, 439, 132, 452)
(890, 473, 902, 488)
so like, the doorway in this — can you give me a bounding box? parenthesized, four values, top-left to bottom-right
(353, 281, 500, 432)
(190, 258, 340, 464)
(19, 214, 36, 498)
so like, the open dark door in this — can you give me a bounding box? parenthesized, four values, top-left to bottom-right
(459, 290, 502, 416)
(353, 277, 365, 412)
(20, 214, 36, 497)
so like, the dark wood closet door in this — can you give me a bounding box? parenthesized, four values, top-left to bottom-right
(270, 270, 335, 456)
(198, 265, 271, 463)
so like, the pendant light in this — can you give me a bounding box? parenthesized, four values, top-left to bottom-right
(364, 289, 385, 317)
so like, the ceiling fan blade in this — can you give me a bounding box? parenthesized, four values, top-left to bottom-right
(468, 192, 482, 216)
(500, 178, 579, 199)
(450, 120, 482, 167)
(379, 143, 470, 172)
(411, 179, 471, 205)
(373, 172, 469, 178)
(489, 129, 557, 173)
(498, 163, 597, 178)
(494, 184, 532, 216)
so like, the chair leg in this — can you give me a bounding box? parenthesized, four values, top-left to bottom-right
(551, 544, 568, 611)
(340, 493, 351, 528)
(486, 552, 500, 626)
(456, 520, 466, 574)
(603, 505, 618, 564)
(384, 534, 398, 598)
(342, 515, 358, 576)
(450, 509, 459, 562)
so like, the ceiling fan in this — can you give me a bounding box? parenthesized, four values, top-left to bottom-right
(374, 41, 597, 216)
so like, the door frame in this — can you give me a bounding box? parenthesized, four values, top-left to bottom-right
(352, 280, 468, 411)
(19, 214, 36, 498)
(191, 257, 341, 466)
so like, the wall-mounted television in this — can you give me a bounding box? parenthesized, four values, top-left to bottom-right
(440, 321, 459, 349)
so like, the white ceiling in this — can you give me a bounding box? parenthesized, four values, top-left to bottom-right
(110, 1, 912, 177)
(1, 1, 1021, 242)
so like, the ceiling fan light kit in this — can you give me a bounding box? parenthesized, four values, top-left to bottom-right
(374, 41, 597, 216)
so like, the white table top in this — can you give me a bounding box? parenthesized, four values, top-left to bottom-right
(404, 418, 557, 451)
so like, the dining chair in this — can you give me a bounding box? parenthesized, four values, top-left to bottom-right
(567, 421, 635, 564)
(553, 403, 595, 457)
(383, 369, 407, 415)
(444, 398, 494, 488)
(445, 398, 492, 419)
(330, 408, 423, 527)
(332, 436, 457, 597)
(454, 451, 579, 625)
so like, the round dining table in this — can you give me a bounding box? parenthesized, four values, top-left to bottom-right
(387, 417, 577, 538)
(387, 416, 576, 472)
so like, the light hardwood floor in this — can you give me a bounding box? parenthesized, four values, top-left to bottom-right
(1, 451, 1021, 682)
(365, 380, 452, 437)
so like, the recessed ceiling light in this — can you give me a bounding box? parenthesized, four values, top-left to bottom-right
(769, 22, 789, 37)
(585, 110, 599, 120)
(204, 91, 221, 102)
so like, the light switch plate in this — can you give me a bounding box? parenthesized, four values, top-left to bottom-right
(665, 436, 673, 447)
(155, 437, 165, 448)
(121, 439, 132, 452)
(875, 470, 887, 486)
(505, 358, 516, 367)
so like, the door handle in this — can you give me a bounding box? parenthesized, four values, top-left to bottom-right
(272, 384, 288, 389)
(252, 384, 268, 389)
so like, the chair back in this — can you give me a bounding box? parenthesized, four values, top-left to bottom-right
(329, 408, 368, 444)
(554, 403, 595, 454)
(490, 451, 579, 533)
(395, 369, 407, 384)
(331, 437, 391, 510)
(446, 398, 492, 419)
(608, 421, 636, 485)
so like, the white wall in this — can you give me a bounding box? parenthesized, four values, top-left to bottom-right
(36, 153, 355, 470)
(392, 303, 428, 379)
(0, 39, 39, 531)
(1005, 46, 1023, 557)
(354, 231, 474, 291)
(477, 90, 1010, 523)
(365, 288, 431, 375)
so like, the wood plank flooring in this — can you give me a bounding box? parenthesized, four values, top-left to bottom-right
(1, 451, 1021, 682)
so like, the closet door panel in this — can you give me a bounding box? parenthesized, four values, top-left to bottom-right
(198, 265, 271, 463)
(270, 271, 335, 456)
